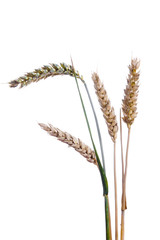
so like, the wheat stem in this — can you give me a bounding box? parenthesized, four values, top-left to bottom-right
(71, 61, 111, 240)
(120, 109, 127, 211)
(74, 70, 94, 151)
(114, 141, 118, 240)
(105, 195, 112, 240)
(72, 65, 108, 191)
(83, 82, 106, 173)
(108, 198, 112, 240)
(121, 127, 131, 240)
(120, 109, 124, 181)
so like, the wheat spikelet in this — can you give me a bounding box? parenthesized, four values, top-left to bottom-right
(122, 58, 140, 128)
(39, 123, 97, 165)
(92, 72, 118, 142)
(9, 63, 83, 88)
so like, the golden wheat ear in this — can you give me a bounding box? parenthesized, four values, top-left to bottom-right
(38, 123, 97, 165)
(9, 63, 83, 88)
(122, 58, 140, 128)
(92, 72, 118, 142)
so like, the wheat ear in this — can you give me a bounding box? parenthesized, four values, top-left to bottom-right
(9, 63, 83, 88)
(39, 123, 97, 165)
(122, 58, 140, 128)
(92, 72, 118, 142)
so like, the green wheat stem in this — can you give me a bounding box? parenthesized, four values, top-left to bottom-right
(71, 62, 110, 240)
(73, 71, 108, 192)
(83, 82, 106, 173)
(83, 80, 110, 240)
(105, 195, 111, 240)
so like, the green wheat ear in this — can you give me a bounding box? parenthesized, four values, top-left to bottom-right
(9, 63, 83, 88)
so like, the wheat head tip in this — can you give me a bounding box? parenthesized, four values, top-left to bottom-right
(92, 72, 118, 142)
(9, 63, 83, 88)
(38, 123, 97, 165)
(122, 58, 140, 128)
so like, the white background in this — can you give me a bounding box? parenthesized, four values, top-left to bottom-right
(0, 0, 160, 239)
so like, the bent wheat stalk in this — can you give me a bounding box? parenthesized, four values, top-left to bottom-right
(83, 82, 106, 173)
(39, 123, 97, 165)
(71, 62, 111, 240)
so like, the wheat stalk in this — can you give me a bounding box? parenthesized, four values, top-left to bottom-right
(39, 123, 97, 165)
(92, 72, 118, 240)
(120, 58, 140, 240)
(9, 63, 83, 88)
(122, 58, 140, 129)
(92, 72, 118, 142)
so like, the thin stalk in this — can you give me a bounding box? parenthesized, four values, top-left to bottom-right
(114, 142, 118, 240)
(121, 127, 131, 240)
(105, 195, 111, 240)
(120, 109, 124, 182)
(83, 82, 106, 173)
(108, 197, 112, 240)
(120, 109, 127, 210)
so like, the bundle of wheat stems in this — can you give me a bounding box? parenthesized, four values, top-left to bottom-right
(9, 58, 140, 240)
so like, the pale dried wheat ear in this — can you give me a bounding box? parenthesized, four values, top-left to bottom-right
(92, 72, 118, 142)
(39, 123, 97, 165)
(9, 63, 83, 88)
(122, 58, 140, 128)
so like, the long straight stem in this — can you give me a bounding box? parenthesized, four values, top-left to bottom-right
(123, 128, 131, 208)
(105, 195, 112, 240)
(120, 110, 127, 210)
(120, 109, 124, 182)
(121, 127, 131, 240)
(114, 142, 118, 240)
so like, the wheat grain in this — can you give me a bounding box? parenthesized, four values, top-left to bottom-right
(122, 58, 140, 128)
(9, 63, 83, 88)
(92, 72, 118, 142)
(39, 123, 97, 165)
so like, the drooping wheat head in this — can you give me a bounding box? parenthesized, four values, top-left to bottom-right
(9, 63, 83, 88)
(122, 58, 140, 128)
(39, 123, 97, 165)
(92, 72, 118, 142)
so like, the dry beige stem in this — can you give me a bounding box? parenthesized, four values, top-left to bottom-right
(9, 63, 83, 88)
(39, 123, 97, 165)
(92, 72, 118, 142)
(122, 58, 140, 128)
